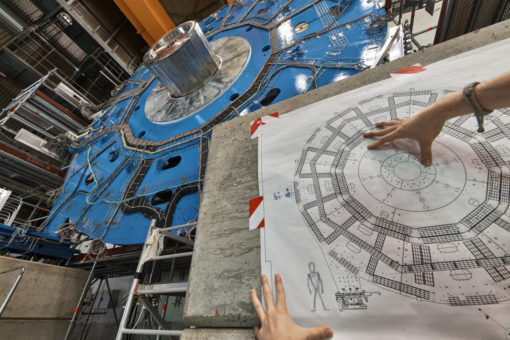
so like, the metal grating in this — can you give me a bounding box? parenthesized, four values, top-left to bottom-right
(0, 27, 12, 47)
(3, 0, 43, 24)
(472, 0, 501, 30)
(502, 2, 510, 20)
(445, 0, 475, 41)
(6, 31, 77, 77)
(441, 0, 510, 42)
(0, 76, 20, 110)
(40, 22, 87, 62)
(3, 27, 128, 105)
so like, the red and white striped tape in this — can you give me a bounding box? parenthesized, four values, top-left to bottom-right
(391, 64, 426, 80)
(249, 196, 265, 230)
(250, 112, 279, 139)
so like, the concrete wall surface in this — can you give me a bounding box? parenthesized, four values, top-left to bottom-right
(0, 319, 69, 340)
(0, 256, 89, 340)
(0, 256, 89, 319)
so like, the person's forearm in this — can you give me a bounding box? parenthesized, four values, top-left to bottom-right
(419, 71, 510, 123)
(364, 71, 510, 166)
(475, 70, 510, 110)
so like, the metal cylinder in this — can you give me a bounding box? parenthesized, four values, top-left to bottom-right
(144, 21, 220, 97)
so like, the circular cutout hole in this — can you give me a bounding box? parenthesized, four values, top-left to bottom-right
(85, 173, 94, 186)
(245, 26, 253, 32)
(230, 93, 240, 101)
(260, 88, 281, 106)
(295, 22, 309, 33)
(161, 156, 182, 170)
(109, 150, 119, 162)
(262, 45, 271, 52)
(151, 189, 173, 205)
(258, 8, 268, 15)
(138, 130, 146, 138)
(135, 105, 140, 110)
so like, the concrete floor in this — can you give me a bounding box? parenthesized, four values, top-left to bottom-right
(182, 20, 510, 339)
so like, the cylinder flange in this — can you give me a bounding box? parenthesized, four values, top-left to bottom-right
(144, 21, 220, 97)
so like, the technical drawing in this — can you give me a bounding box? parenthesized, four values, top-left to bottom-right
(335, 289, 381, 311)
(294, 90, 510, 308)
(307, 262, 329, 312)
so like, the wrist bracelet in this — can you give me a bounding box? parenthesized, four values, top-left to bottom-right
(462, 81, 493, 133)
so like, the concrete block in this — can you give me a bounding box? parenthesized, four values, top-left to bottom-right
(183, 115, 261, 327)
(183, 20, 510, 328)
(0, 319, 69, 340)
(0, 256, 89, 319)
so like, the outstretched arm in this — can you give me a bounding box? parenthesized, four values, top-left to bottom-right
(251, 274, 333, 340)
(363, 71, 510, 166)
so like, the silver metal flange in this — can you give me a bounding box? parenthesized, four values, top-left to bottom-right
(144, 21, 220, 97)
(145, 36, 251, 123)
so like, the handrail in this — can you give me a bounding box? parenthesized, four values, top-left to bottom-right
(0, 266, 25, 317)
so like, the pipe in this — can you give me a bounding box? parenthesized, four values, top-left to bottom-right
(145, 251, 193, 262)
(105, 278, 120, 326)
(398, 0, 404, 25)
(409, 3, 416, 36)
(64, 261, 97, 340)
(438, 0, 454, 43)
(5, 198, 22, 226)
(413, 25, 438, 37)
(0, 267, 25, 317)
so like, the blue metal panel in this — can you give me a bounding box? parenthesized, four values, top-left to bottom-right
(37, 0, 388, 247)
(0, 224, 78, 259)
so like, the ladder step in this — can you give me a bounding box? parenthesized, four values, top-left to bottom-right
(148, 251, 193, 262)
(135, 282, 187, 295)
(121, 329, 182, 336)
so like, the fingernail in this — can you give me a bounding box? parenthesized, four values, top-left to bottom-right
(275, 273, 280, 281)
(326, 328, 333, 337)
(424, 160, 431, 166)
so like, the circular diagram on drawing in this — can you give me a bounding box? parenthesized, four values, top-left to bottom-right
(294, 89, 510, 307)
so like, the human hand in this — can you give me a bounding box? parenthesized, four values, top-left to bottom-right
(363, 113, 446, 166)
(251, 274, 333, 340)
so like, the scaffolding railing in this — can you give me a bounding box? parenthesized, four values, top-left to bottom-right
(0, 266, 25, 317)
(115, 220, 195, 340)
(2, 18, 131, 105)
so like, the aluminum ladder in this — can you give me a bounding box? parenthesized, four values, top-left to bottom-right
(116, 219, 195, 339)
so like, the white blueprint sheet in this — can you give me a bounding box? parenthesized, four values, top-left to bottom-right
(258, 39, 510, 339)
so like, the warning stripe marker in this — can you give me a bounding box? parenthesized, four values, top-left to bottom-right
(249, 196, 265, 230)
(391, 64, 426, 80)
(250, 112, 279, 139)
